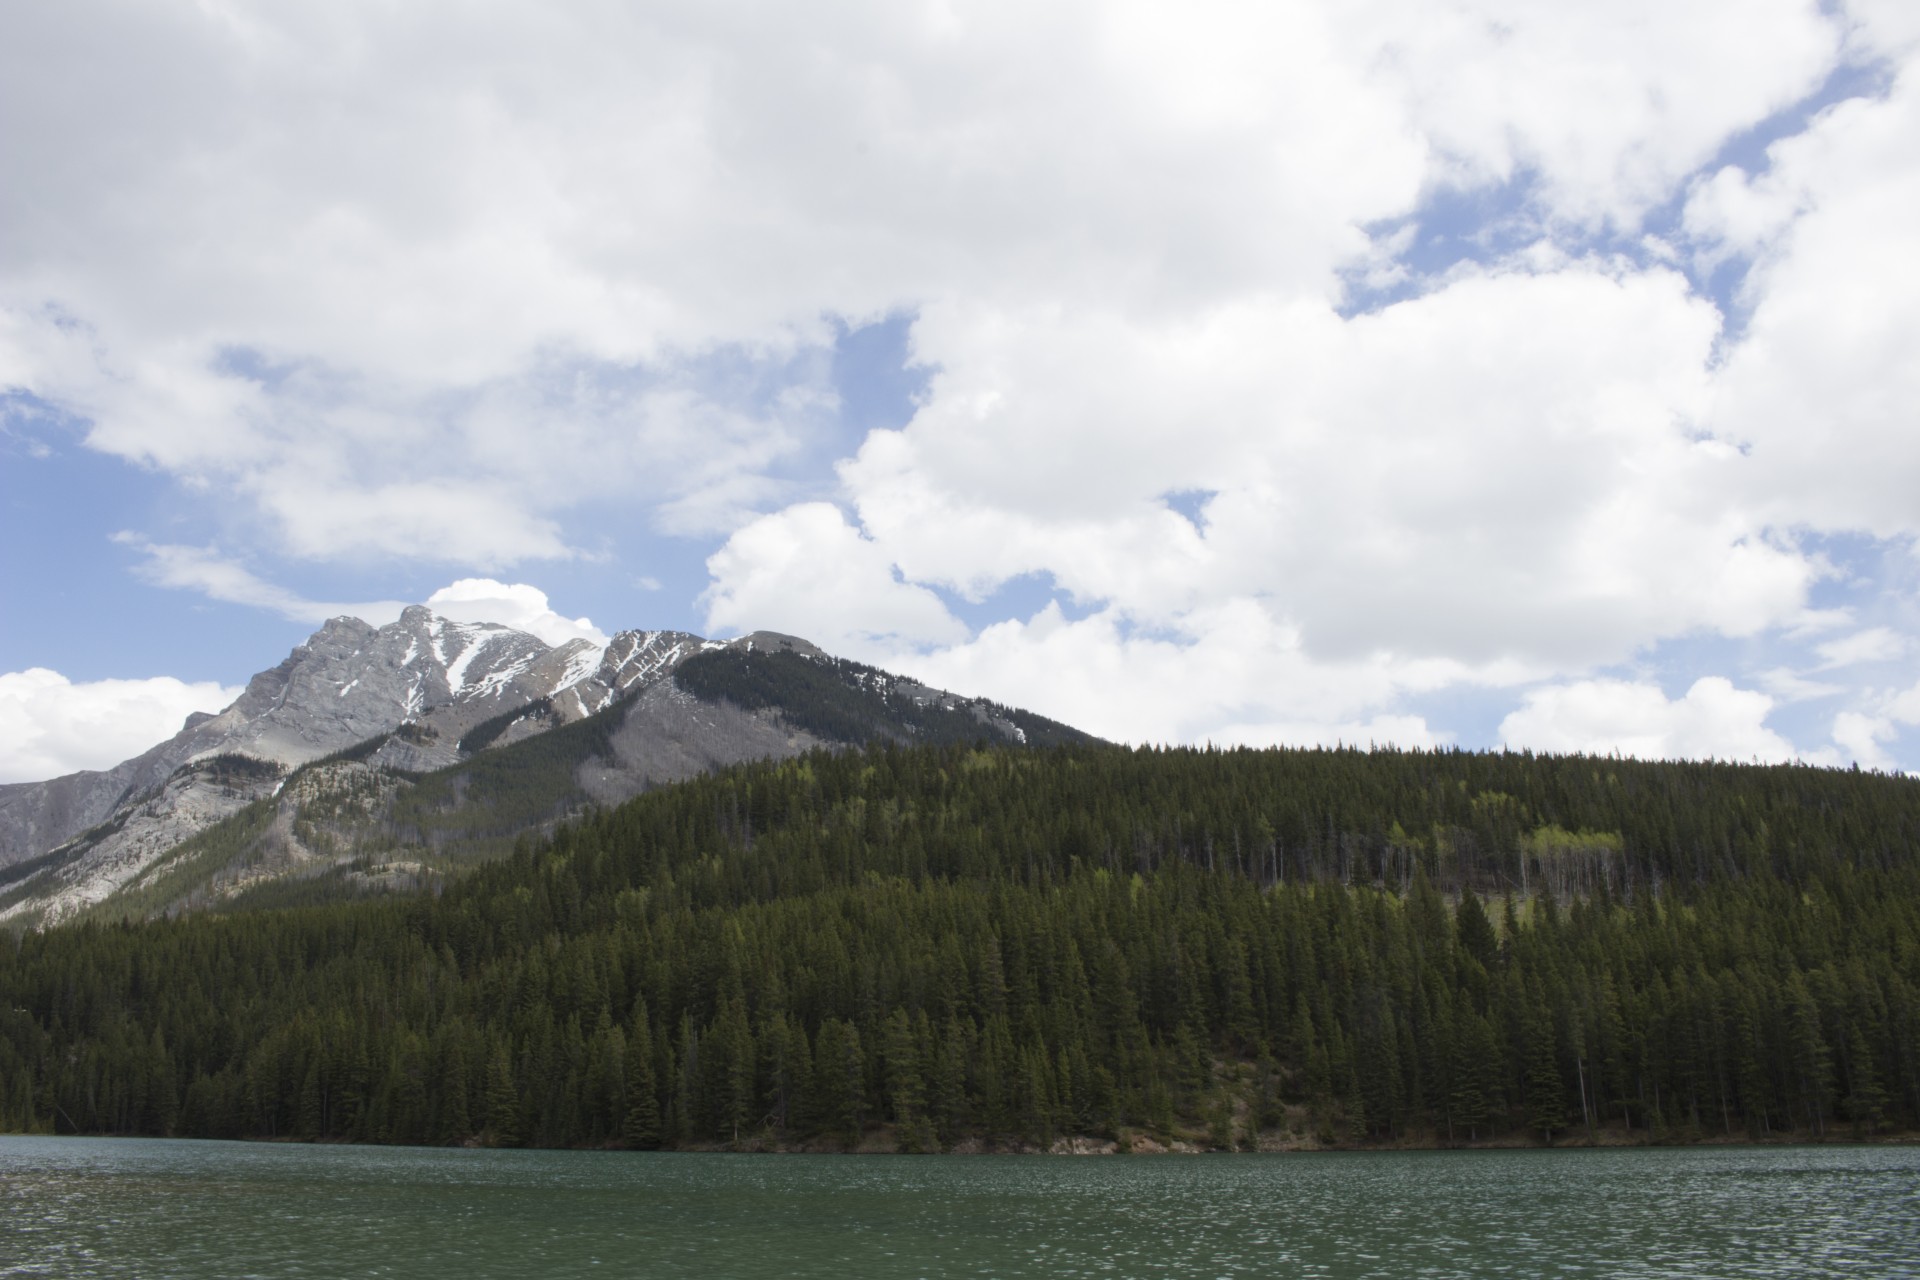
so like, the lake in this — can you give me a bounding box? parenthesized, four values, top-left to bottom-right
(2, 1138, 1914, 1278)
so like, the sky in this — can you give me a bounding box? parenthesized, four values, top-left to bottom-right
(3, 0, 1918, 784)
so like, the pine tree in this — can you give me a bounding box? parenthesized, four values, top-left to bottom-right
(1342, 1062, 1367, 1142)
(297, 1061, 323, 1141)
(930, 1016, 970, 1142)
(1844, 1029, 1888, 1138)
(1456, 886, 1499, 972)
(1449, 1007, 1493, 1143)
(813, 1019, 866, 1147)
(485, 1043, 522, 1147)
(1252, 1050, 1284, 1132)
(623, 1015, 661, 1149)
(711, 999, 756, 1146)
(1783, 973, 1833, 1137)
(146, 1029, 178, 1136)
(883, 1009, 931, 1152)
(1524, 1007, 1567, 1144)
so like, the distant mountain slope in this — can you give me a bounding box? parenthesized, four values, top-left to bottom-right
(0, 608, 703, 873)
(0, 621, 1095, 926)
(672, 646, 1088, 749)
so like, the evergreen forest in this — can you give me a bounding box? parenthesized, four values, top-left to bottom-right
(2, 743, 1916, 1151)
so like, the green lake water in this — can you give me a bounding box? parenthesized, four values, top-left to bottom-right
(2, 1137, 1915, 1278)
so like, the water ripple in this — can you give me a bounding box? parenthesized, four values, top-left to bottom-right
(2, 1139, 1916, 1279)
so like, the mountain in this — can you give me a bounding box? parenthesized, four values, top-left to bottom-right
(0, 610, 1092, 926)
(0, 607, 684, 864)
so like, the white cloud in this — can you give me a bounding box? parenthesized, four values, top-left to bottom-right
(1815, 626, 1910, 668)
(0, 668, 243, 784)
(882, 598, 1500, 748)
(1783, 608, 1857, 639)
(843, 265, 1809, 673)
(1805, 674, 1920, 772)
(6, 0, 1916, 767)
(703, 504, 966, 662)
(121, 538, 604, 646)
(0, 0, 1853, 570)
(1756, 666, 1845, 702)
(1497, 676, 1797, 762)
(1841, 0, 1920, 60)
(117, 534, 407, 626)
(1346, 0, 1838, 228)
(1698, 65, 1920, 543)
(1829, 709, 1900, 771)
(425, 579, 607, 648)
(1890, 679, 1920, 725)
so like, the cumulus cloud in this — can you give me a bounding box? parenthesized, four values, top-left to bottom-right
(0, 668, 243, 784)
(425, 579, 607, 648)
(885, 599, 1483, 748)
(1347, 0, 1837, 227)
(703, 504, 966, 662)
(841, 266, 1812, 675)
(1829, 709, 1900, 771)
(5, 0, 1915, 765)
(1697, 64, 1920, 543)
(1803, 676, 1920, 773)
(1497, 677, 1797, 762)
(0, 0, 1857, 570)
(1890, 679, 1920, 725)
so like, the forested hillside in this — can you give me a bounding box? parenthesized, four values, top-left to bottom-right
(2, 743, 1915, 1151)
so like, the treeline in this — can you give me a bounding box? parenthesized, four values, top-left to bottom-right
(1, 743, 1916, 1150)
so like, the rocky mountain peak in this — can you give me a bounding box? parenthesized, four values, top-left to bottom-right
(729, 631, 830, 661)
(0, 607, 715, 881)
(0, 607, 1093, 928)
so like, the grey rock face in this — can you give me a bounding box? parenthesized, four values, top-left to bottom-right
(574, 677, 828, 807)
(0, 608, 765, 922)
(0, 607, 1087, 927)
(0, 608, 670, 916)
(2, 608, 585, 868)
(1, 758, 288, 924)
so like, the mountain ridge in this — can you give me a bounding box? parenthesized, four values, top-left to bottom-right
(0, 609, 1093, 926)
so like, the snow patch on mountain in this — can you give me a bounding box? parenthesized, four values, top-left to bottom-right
(558, 641, 608, 693)
(472, 650, 540, 700)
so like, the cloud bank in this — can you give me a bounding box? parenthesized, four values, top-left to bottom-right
(3, 0, 1916, 768)
(0, 669, 243, 784)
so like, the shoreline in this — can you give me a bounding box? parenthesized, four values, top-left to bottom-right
(10, 1126, 1914, 1154)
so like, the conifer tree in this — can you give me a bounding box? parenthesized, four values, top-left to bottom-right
(813, 1019, 865, 1146)
(623, 1011, 661, 1148)
(1844, 1029, 1888, 1137)
(485, 1043, 521, 1147)
(883, 1009, 931, 1151)
(1525, 1007, 1567, 1144)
